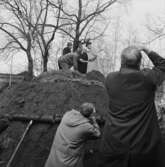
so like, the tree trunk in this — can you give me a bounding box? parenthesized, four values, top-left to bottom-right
(43, 56, 48, 72)
(73, 37, 80, 52)
(43, 49, 49, 72)
(73, 0, 82, 52)
(73, 27, 80, 51)
(27, 51, 33, 80)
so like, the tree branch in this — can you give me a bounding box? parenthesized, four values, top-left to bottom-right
(0, 26, 26, 51)
(81, 0, 117, 22)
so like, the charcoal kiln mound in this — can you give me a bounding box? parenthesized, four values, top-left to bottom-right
(0, 70, 109, 167)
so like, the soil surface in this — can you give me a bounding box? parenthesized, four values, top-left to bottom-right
(0, 70, 109, 167)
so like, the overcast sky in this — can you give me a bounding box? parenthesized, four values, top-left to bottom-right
(111, 0, 165, 40)
(0, 0, 165, 74)
(129, 0, 165, 21)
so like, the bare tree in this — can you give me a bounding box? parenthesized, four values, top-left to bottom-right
(34, 0, 63, 72)
(144, 15, 165, 45)
(0, 0, 39, 78)
(49, 0, 118, 51)
(0, 0, 64, 76)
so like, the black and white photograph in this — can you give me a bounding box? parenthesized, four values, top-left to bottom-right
(0, 0, 164, 167)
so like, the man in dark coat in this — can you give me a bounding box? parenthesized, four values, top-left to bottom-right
(77, 41, 97, 74)
(99, 46, 165, 167)
(62, 42, 72, 56)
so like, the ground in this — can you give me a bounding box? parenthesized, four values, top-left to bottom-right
(0, 70, 108, 167)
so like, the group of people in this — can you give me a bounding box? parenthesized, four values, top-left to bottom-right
(58, 41, 97, 75)
(45, 45, 165, 167)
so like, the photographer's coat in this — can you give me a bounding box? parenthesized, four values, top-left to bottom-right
(45, 109, 99, 167)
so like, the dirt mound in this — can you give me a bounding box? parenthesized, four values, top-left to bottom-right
(0, 70, 164, 167)
(0, 70, 109, 167)
(86, 70, 105, 84)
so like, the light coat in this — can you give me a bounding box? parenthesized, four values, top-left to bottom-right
(45, 109, 100, 167)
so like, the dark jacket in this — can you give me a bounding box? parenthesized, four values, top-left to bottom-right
(63, 47, 71, 56)
(77, 52, 88, 74)
(100, 51, 165, 167)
